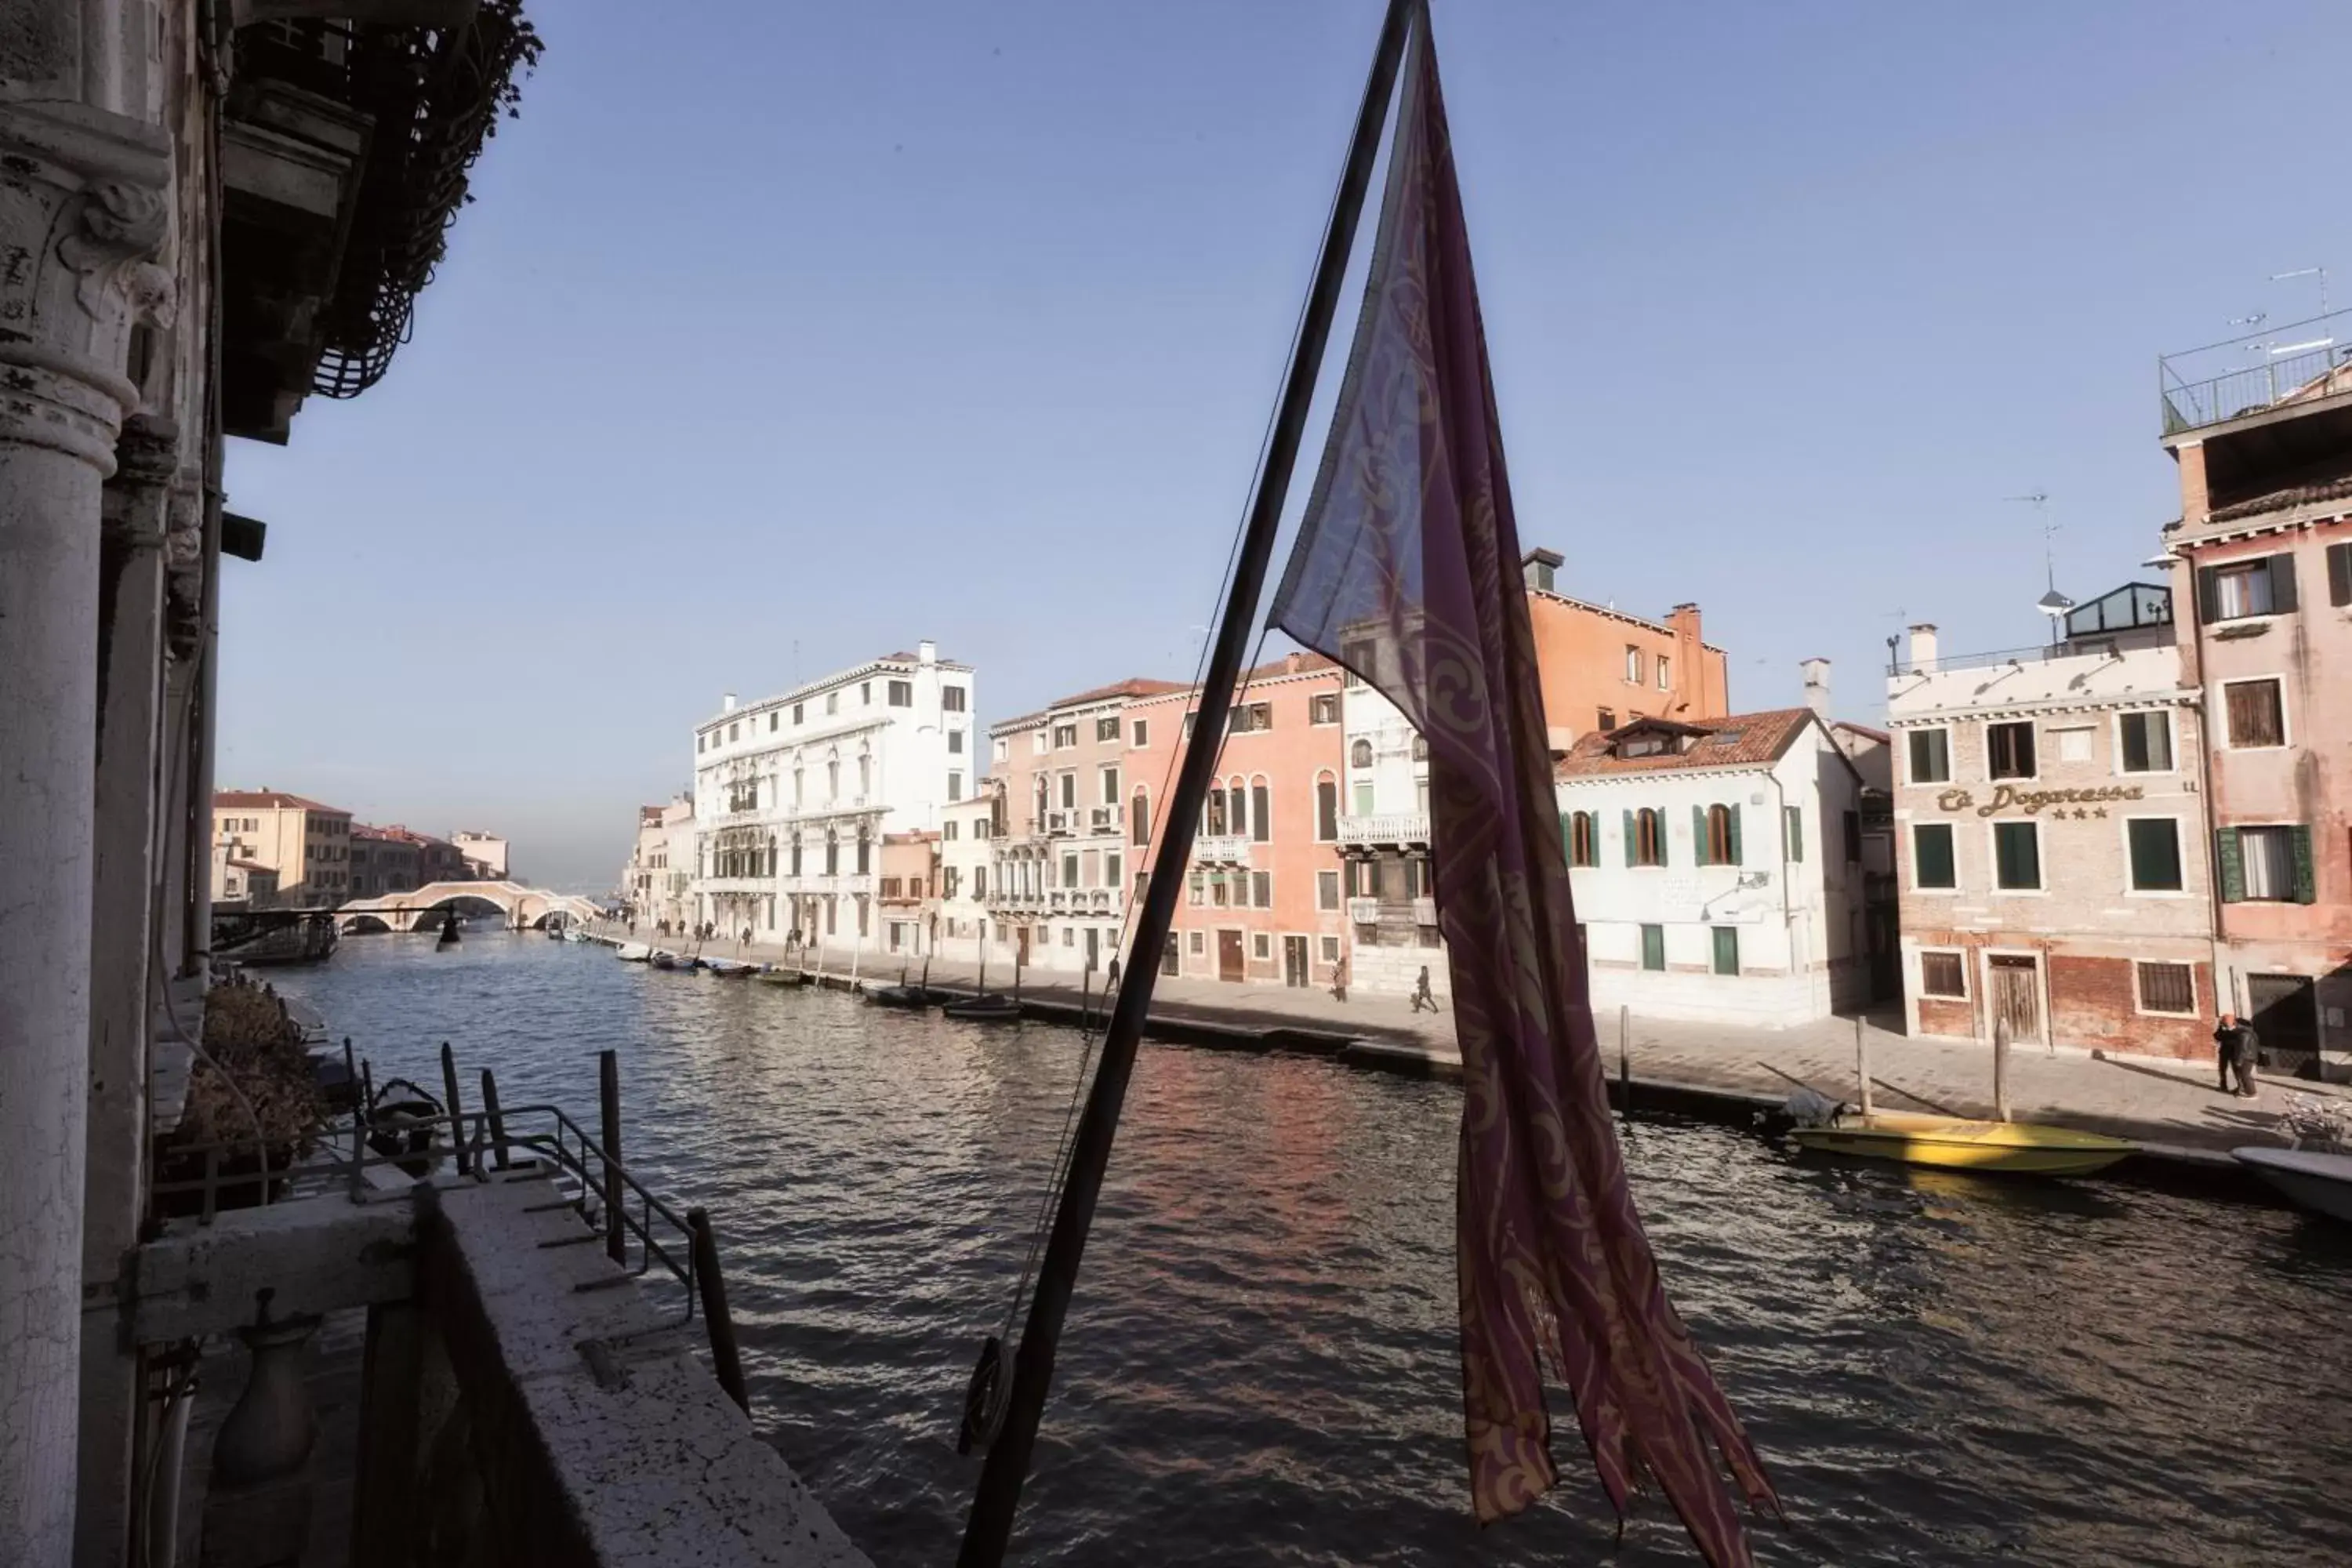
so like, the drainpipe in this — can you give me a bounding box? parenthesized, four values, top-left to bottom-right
(2178, 547, 2234, 1023)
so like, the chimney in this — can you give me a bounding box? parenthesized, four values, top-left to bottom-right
(722, 692, 737, 713)
(1521, 546, 1563, 593)
(1907, 624, 1938, 674)
(918, 640, 938, 666)
(1801, 658, 1831, 719)
(1284, 651, 1302, 674)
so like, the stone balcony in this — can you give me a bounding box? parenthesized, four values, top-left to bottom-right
(1192, 834, 1252, 865)
(1338, 812, 1430, 846)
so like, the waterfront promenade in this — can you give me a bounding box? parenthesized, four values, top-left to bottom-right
(584, 924, 2332, 1160)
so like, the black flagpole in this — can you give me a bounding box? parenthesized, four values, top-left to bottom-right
(956, 3, 1417, 1563)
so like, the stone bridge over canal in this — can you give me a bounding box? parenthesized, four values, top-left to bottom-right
(336, 880, 599, 933)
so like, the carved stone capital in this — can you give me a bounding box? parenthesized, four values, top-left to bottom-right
(0, 100, 176, 476)
(101, 414, 183, 549)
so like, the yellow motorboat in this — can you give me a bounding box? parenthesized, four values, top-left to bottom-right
(1789, 1111, 2136, 1176)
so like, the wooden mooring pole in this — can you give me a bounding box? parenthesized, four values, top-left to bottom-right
(1856, 1014, 1873, 1118)
(599, 1049, 626, 1265)
(1617, 1004, 1632, 1120)
(1992, 1016, 2013, 1123)
(478, 1067, 510, 1171)
(688, 1208, 749, 1413)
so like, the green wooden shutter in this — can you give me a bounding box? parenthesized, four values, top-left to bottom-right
(1559, 811, 1571, 862)
(2292, 825, 2317, 904)
(1656, 810, 1668, 867)
(2330, 541, 2352, 607)
(2270, 552, 2300, 613)
(1623, 809, 1636, 867)
(2216, 828, 2245, 903)
(2197, 564, 2221, 623)
(1692, 805, 1709, 866)
(1728, 804, 1744, 866)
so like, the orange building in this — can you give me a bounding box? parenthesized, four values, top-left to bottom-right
(1520, 548, 1731, 745)
(1127, 653, 1349, 987)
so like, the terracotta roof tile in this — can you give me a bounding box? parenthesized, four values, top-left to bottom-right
(214, 789, 348, 814)
(2209, 471, 2352, 524)
(1555, 708, 1817, 779)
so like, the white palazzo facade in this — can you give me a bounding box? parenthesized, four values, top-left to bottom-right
(690, 643, 975, 957)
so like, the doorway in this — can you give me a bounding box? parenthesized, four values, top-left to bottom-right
(1283, 935, 1309, 988)
(1084, 927, 1100, 974)
(1217, 928, 1246, 983)
(2246, 973, 2321, 1078)
(1161, 933, 1179, 978)
(1014, 926, 1029, 967)
(1987, 953, 2042, 1045)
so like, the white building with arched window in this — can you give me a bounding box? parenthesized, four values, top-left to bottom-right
(688, 642, 975, 957)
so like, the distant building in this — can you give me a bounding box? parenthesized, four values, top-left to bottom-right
(985, 677, 1184, 975)
(209, 848, 278, 909)
(452, 830, 509, 880)
(212, 789, 353, 906)
(1886, 592, 2214, 1059)
(2160, 325, 2352, 1074)
(1127, 654, 1350, 988)
(877, 831, 942, 959)
(690, 642, 972, 952)
(348, 824, 423, 898)
(366, 825, 473, 886)
(1555, 694, 1878, 1028)
(937, 793, 998, 963)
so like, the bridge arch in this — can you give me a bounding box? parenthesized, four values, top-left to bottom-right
(336, 880, 599, 934)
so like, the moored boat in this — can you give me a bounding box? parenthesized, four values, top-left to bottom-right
(942, 994, 1022, 1023)
(1790, 1111, 2136, 1176)
(2231, 1146, 2352, 1222)
(757, 968, 809, 987)
(615, 942, 652, 962)
(650, 951, 683, 971)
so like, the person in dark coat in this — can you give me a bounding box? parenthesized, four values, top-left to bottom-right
(1410, 965, 1439, 1013)
(2214, 1011, 2260, 1098)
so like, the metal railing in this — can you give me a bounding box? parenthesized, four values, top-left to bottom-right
(150, 1092, 748, 1410)
(1886, 636, 2129, 677)
(2160, 309, 2352, 434)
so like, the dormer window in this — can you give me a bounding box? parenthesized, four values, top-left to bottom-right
(1618, 734, 1674, 758)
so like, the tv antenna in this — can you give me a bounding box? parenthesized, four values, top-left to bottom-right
(2005, 492, 2073, 636)
(2272, 266, 2330, 318)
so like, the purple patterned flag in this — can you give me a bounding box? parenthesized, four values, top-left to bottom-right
(1269, 15, 1778, 1565)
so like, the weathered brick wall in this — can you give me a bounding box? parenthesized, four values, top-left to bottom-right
(1918, 996, 1976, 1037)
(2047, 953, 2213, 1061)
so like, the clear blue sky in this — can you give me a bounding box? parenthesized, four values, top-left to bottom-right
(217, 0, 2352, 891)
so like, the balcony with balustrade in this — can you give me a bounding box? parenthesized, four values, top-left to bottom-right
(1192, 834, 1253, 866)
(1338, 812, 1430, 847)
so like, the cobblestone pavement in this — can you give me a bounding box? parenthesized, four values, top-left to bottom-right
(589, 922, 2339, 1155)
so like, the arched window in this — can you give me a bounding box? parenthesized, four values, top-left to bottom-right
(1315, 775, 1338, 842)
(1632, 808, 1664, 867)
(1205, 788, 1228, 836)
(1350, 739, 1374, 769)
(1034, 777, 1050, 830)
(1250, 779, 1271, 843)
(827, 758, 840, 800)
(1566, 811, 1596, 867)
(825, 827, 840, 875)
(1704, 804, 1738, 866)
(855, 826, 872, 876)
(790, 833, 803, 877)
(766, 833, 778, 877)
(1131, 789, 1150, 845)
(1226, 782, 1247, 839)
(1411, 734, 1428, 761)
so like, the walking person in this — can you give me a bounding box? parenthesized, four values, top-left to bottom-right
(1409, 964, 1438, 1014)
(1105, 953, 1121, 992)
(1330, 953, 1349, 1004)
(2214, 1011, 2261, 1098)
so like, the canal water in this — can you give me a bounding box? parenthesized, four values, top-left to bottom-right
(274, 934, 2350, 1566)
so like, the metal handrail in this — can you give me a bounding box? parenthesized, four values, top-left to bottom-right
(2159, 307, 2352, 435)
(1886, 637, 2126, 677)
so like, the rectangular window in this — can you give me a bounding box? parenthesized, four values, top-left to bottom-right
(1319, 935, 1341, 963)
(1211, 875, 1229, 907)
(1565, 811, 1596, 868)
(2136, 961, 2196, 1015)
(2224, 679, 2285, 748)
(1252, 932, 1272, 960)
(942, 685, 967, 712)
(1189, 931, 1206, 955)
(769, 713, 779, 731)
(1656, 655, 1670, 691)
(1100, 766, 1120, 806)
(1919, 952, 1966, 998)
(1053, 724, 1077, 749)
(1096, 717, 1120, 742)
(887, 680, 913, 706)
(1251, 870, 1271, 908)
(1131, 719, 1149, 748)
(1105, 852, 1123, 888)
(1711, 926, 1739, 976)
(1913, 823, 1956, 889)
(2125, 818, 2183, 892)
(2118, 711, 2173, 773)
(1354, 781, 1374, 815)
(2225, 824, 2311, 903)
(2053, 727, 2094, 764)
(1317, 869, 1340, 910)
(1188, 873, 1204, 907)
(948, 731, 964, 754)
(1597, 708, 1616, 733)
(1639, 924, 1665, 971)
(2200, 553, 2296, 621)
(1907, 728, 1951, 784)
(1987, 720, 2035, 780)
(826, 692, 839, 714)
(1310, 693, 1340, 725)
(1059, 772, 1076, 809)
(793, 702, 804, 724)
(1783, 805, 1803, 862)
(1624, 645, 1642, 683)
(1992, 821, 2041, 891)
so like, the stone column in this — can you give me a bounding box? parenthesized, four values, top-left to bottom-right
(77, 413, 180, 1566)
(0, 97, 174, 1566)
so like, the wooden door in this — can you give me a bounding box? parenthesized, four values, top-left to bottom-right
(1217, 929, 1246, 982)
(1161, 934, 1180, 978)
(2247, 973, 2320, 1077)
(1987, 954, 2041, 1044)
(1283, 935, 1308, 988)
